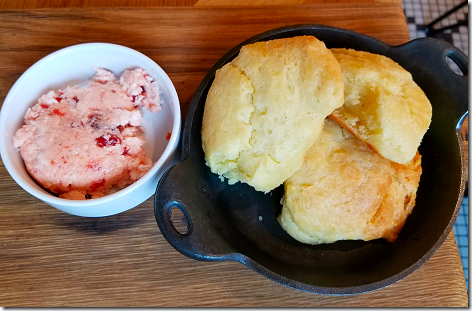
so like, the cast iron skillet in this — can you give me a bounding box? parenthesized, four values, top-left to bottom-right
(154, 24, 468, 295)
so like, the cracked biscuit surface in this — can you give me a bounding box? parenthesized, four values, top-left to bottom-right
(201, 36, 344, 192)
(329, 48, 432, 164)
(279, 119, 422, 244)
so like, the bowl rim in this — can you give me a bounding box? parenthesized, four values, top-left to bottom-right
(0, 42, 181, 207)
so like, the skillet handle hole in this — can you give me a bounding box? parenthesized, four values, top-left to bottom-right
(445, 51, 467, 76)
(170, 204, 191, 235)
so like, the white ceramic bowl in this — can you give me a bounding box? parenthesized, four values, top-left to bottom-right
(0, 43, 181, 217)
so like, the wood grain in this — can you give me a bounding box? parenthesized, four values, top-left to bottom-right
(0, 5, 410, 111)
(0, 4, 468, 307)
(0, 0, 403, 10)
(461, 116, 468, 184)
(0, 173, 467, 307)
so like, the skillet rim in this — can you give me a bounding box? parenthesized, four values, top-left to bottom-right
(154, 24, 468, 295)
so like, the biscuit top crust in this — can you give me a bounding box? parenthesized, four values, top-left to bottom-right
(279, 119, 422, 244)
(201, 36, 344, 192)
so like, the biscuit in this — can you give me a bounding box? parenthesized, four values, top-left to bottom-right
(278, 119, 422, 244)
(329, 48, 432, 164)
(201, 36, 344, 192)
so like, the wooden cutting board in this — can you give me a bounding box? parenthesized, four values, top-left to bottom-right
(0, 4, 468, 307)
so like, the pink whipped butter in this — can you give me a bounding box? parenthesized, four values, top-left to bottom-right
(13, 67, 162, 200)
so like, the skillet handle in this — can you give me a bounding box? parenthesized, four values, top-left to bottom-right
(391, 37, 468, 129)
(154, 156, 234, 261)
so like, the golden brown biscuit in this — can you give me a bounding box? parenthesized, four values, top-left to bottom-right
(278, 119, 422, 244)
(201, 36, 344, 192)
(329, 48, 432, 164)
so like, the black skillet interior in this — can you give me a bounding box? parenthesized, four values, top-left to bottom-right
(154, 24, 468, 295)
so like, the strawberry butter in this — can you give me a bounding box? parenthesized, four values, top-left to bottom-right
(13, 67, 162, 200)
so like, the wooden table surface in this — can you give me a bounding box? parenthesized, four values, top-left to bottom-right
(0, 1, 468, 307)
